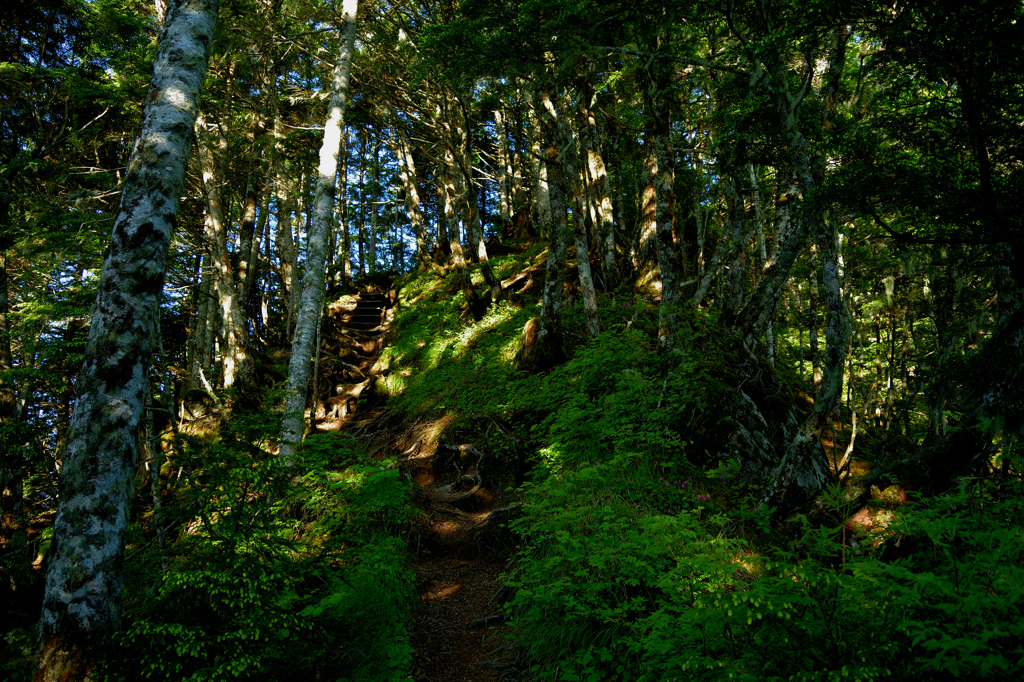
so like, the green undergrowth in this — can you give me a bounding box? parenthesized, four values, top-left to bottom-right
(381, 255, 1024, 682)
(114, 405, 415, 682)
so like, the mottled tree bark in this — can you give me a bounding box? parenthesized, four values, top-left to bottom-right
(34, 0, 218, 678)
(649, 122, 681, 344)
(720, 172, 750, 321)
(635, 148, 658, 268)
(272, 113, 300, 335)
(808, 246, 821, 390)
(749, 163, 775, 365)
(235, 160, 261, 318)
(752, 24, 851, 503)
(279, 0, 357, 460)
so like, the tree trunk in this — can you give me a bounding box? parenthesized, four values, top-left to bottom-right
(494, 107, 512, 230)
(357, 130, 367, 277)
(196, 115, 254, 391)
(552, 95, 600, 339)
(392, 125, 433, 269)
(720, 172, 750, 321)
(235, 160, 261, 320)
(0, 246, 24, 576)
(809, 247, 821, 390)
(273, 116, 300, 335)
(368, 136, 379, 273)
(576, 60, 616, 286)
(455, 114, 501, 299)
(528, 102, 552, 238)
(279, 0, 357, 460)
(34, 0, 217, 677)
(636, 147, 658, 269)
(749, 163, 775, 365)
(531, 89, 569, 370)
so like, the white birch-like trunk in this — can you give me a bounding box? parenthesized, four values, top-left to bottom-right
(279, 0, 358, 459)
(35, 0, 217, 678)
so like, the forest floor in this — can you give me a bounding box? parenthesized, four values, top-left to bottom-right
(325, 291, 519, 682)
(399, 419, 516, 682)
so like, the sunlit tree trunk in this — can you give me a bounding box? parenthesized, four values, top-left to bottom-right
(494, 107, 512, 229)
(532, 89, 569, 369)
(636, 147, 657, 269)
(188, 253, 212, 387)
(368, 136, 379, 272)
(528, 101, 552, 239)
(551, 95, 599, 339)
(643, 32, 682, 346)
(392, 125, 433, 269)
(236, 159, 261, 320)
(577, 58, 616, 286)
(279, 0, 358, 459)
(34, 0, 217, 677)
(196, 115, 254, 390)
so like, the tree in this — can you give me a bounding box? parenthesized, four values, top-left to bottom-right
(279, 0, 358, 460)
(34, 0, 218, 678)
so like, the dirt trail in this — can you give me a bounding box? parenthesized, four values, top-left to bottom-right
(325, 292, 518, 682)
(397, 423, 517, 682)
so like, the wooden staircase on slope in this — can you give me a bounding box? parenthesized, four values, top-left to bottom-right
(347, 291, 387, 331)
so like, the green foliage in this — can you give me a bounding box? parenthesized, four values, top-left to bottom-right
(865, 476, 1024, 680)
(115, 406, 415, 681)
(513, 316, 731, 476)
(508, 460, 747, 681)
(385, 274, 538, 413)
(508, 457, 1024, 681)
(297, 538, 416, 682)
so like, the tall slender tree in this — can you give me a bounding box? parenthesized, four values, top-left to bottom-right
(279, 0, 358, 459)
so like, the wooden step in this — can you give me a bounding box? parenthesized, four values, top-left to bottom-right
(346, 293, 385, 330)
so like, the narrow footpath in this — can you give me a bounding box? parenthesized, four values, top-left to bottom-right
(322, 290, 519, 682)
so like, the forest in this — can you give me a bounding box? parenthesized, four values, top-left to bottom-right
(1, 0, 1023, 680)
